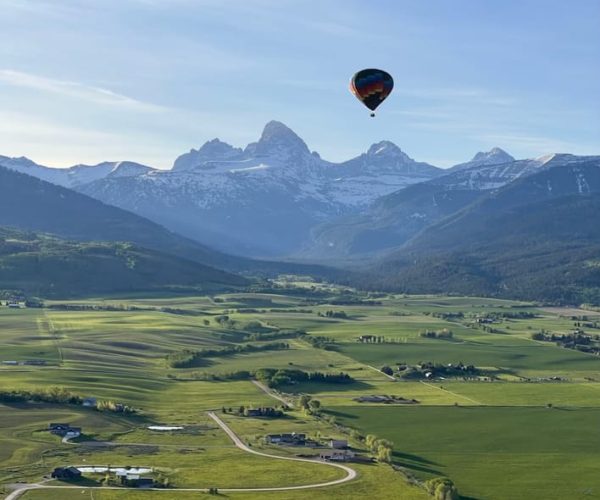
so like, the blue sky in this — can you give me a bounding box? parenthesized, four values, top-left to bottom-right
(0, 0, 598, 168)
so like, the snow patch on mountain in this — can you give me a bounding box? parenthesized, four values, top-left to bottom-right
(450, 147, 515, 172)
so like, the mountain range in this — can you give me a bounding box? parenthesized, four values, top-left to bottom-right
(305, 153, 593, 260)
(1, 120, 599, 302)
(1, 121, 443, 257)
(0, 165, 340, 283)
(368, 159, 600, 303)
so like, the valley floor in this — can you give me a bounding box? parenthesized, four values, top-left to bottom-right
(1, 287, 599, 499)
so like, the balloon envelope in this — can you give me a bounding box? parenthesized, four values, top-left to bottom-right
(350, 69, 394, 112)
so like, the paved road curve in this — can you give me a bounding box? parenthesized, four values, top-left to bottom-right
(207, 411, 357, 491)
(6, 412, 357, 498)
(251, 379, 296, 407)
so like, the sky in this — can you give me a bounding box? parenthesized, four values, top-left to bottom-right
(0, 0, 598, 169)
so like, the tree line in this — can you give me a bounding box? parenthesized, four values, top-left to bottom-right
(166, 342, 289, 368)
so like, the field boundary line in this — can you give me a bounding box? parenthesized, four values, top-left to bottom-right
(366, 365, 396, 380)
(207, 411, 357, 491)
(251, 379, 295, 408)
(419, 381, 483, 405)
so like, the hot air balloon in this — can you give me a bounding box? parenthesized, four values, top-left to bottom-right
(350, 68, 394, 117)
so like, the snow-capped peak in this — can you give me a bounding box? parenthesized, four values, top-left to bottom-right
(172, 139, 243, 171)
(366, 141, 408, 159)
(252, 120, 310, 157)
(471, 147, 514, 164)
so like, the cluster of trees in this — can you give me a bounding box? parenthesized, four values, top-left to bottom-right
(245, 329, 306, 342)
(531, 330, 600, 354)
(254, 368, 354, 388)
(298, 394, 321, 415)
(302, 335, 336, 350)
(214, 314, 236, 328)
(168, 370, 252, 382)
(365, 434, 393, 463)
(420, 329, 453, 339)
(429, 312, 464, 320)
(327, 297, 382, 306)
(0, 387, 82, 405)
(0, 387, 135, 413)
(169, 368, 353, 388)
(497, 311, 535, 319)
(318, 310, 349, 319)
(238, 320, 271, 333)
(166, 342, 289, 368)
(221, 405, 285, 418)
(398, 361, 479, 380)
(96, 400, 135, 413)
(573, 320, 600, 329)
(425, 477, 459, 500)
(47, 303, 151, 312)
(159, 307, 200, 316)
(358, 335, 388, 343)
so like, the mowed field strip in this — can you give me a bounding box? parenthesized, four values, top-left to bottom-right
(1, 291, 599, 500)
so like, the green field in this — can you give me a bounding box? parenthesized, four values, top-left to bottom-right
(331, 406, 600, 500)
(1, 289, 600, 499)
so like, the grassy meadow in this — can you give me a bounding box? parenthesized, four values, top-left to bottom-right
(1, 287, 600, 499)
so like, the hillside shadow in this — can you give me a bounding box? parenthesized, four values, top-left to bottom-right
(322, 409, 360, 420)
(393, 452, 442, 475)
(282, 380, 375, 394)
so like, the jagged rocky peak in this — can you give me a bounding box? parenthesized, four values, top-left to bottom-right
(252, 120, 310, 157)
(366, 141, 410, 160)
(471, 147, 514, 164)
(172, 138, 243, 171)
(450, 147, 516, 172)
(198, 138, 242, 158)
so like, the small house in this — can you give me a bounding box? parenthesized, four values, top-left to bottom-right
(65, 427, 81, 438)
(265, 434, 282, 444)
(49, 423, 81, 437)
(329, 439, 348, 449)
(137, 478, 155, 488)
(265, 433, 306, 446)
(82, 397, 97, 408)
(354, 395, 389, 403)
(358, 335, 376, 343)
(245, 409, 262, 417)
(51, 467, 82, 480)
(319, 449, 355, 462)
(49, 423, 71, 435)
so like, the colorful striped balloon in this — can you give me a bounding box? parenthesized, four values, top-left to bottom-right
(350, 69, 394, 116)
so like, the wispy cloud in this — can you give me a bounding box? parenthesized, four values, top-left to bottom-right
(0, 70, 165, 112)
(394, 86, 517, 107)
(472, 133, 588, 155)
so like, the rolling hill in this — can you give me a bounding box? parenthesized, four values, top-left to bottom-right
(0, 165, 342, 281)
(367, 160, 600, 303)
(0, 227, 247, 297)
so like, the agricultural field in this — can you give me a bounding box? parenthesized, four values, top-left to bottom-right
(1, 287, 599, 499)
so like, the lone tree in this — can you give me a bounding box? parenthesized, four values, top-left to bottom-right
(380, 365, 394, 376)
(425, 478, 459, 500)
